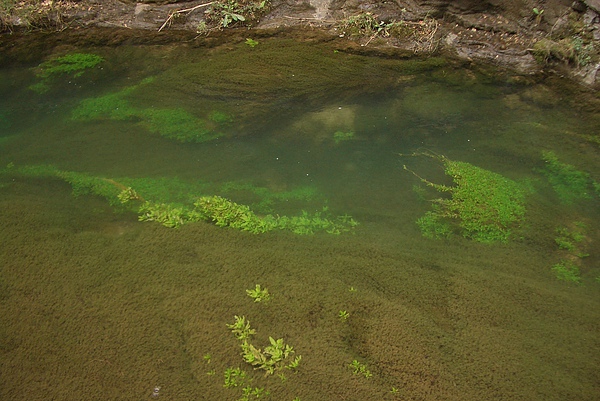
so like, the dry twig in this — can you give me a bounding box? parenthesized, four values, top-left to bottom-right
(158, 2, 214, 32)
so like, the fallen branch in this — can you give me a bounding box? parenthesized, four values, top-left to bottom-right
(158, 2, 214, 32)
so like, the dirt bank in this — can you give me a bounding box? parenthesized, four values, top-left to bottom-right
(1, 0, 600, 87)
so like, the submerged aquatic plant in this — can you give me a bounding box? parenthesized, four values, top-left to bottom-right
(30, 53, 104, 94)
(228, 316, 300, 376)
(554, 222, 589, 258)
(2, 164, 357, 235)
(246, 284, 271, 303)
(551, 260, 581, 283)
(538, 151, 597, 204)
(333, 131, 355, 144)
(71, 78, 229, 143)
(403, 151, 527, 243)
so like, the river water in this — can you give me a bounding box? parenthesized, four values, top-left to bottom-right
(1, 33, 599, 400)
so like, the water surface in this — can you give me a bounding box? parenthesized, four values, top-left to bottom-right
(1, 35, 599, 400)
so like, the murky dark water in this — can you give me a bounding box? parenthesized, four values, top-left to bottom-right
(1, 34, 599, 400)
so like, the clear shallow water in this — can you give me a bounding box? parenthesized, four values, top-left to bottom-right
(1, 35, 599, 400)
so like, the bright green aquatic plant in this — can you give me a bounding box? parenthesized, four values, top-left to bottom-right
(333, 131, 355, 144)
(71, 78, 227, 143)
(2, 165, 357, 235)
(538, 151, 598, 204)
(338, 310, 350, 321)
(5, 164, 126, 207)
(30, 53, 104, 94)
(223, 367, 248, 388)
(227, 316, 301, 376)
(245, 38, 259, 48)
(195, 195, 276, 234)
(219, 181, 318, 213)
(138, 201, 204, 228)
(349, 359, 372, 378)
(551, 260, 581, 283)
(223, 366, 270, 400)
(195, 195, 357, 235)
(555, 222, 589, 258)
(403, 151, 527, 243)
(139, 108, 220, 143)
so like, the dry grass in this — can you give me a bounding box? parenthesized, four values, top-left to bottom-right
(0, 0, 80, 31)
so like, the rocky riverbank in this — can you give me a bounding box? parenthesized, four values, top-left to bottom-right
(1, 0, 599, 88)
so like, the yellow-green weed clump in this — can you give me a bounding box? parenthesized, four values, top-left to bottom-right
(2, 164, 358, 235)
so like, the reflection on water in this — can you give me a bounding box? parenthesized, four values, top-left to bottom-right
(0, 37, 599, 400)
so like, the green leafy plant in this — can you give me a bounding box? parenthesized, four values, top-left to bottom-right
(196, 195, 358, 235)
(246, 284, 271, 303)
(223, 367, 269, 400)
(349, 359, 372, 378)
(551, 260, 581, 283)
(227, 315, 256, 341)
(403, 151, 527, 243)
(538, 151, 597, 204)
(207, 0, 269, 29)
(224, 367, 248, 388)
(239, 386, 270, 400)
(338, 310, 350, 321)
